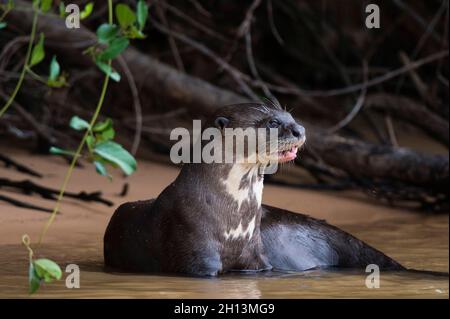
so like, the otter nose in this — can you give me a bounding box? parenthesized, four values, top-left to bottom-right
(291, 125, 305, 140)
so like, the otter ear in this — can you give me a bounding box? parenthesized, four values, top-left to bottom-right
(214, 116, 229, 129)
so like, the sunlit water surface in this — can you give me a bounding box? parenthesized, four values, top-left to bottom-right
(0, 215, 448, 298)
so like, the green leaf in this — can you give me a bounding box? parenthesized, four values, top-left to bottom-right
(94, 160, 108, 176)
(98, 37, 129, 60)
(40, 0, 52, 13)
(137, 0, 149, 31)
(80, 2, 94, 20)
(59, 2, 65, 17)
(95, 60, 121, 82)
(93, 119, 115, 141)
(32, 0, 40, 10)
(86, 135, 95, 150)
(100, 126, 115, 141)
(49, 146, 77, 157)
(47, 75, 67, 88)
(29, 263, 41, 294)
(70, 116, 90, 130)
(30, 33, 45, 67)
(96, 23, 119, 45)
(115, 3, 136, 29)
(127, 25, 146, 39)
(33, 258, 62, 283)
(93, 118, 112, 132)
(0, 22, 7, 30)
(48, 55, 60, 81)
(7, 0, 14, 10)
(94, 141, 137, 176)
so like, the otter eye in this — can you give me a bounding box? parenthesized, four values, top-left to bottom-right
(215, 116, 229, 129)
(267, 119, 281, 128)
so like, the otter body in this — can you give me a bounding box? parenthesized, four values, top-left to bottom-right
(105, 164, 272, 275)
(104, 103, 403, 275)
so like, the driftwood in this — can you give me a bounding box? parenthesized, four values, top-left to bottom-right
(365, 93, 449, 145)
(2, 2, 449, 212)
(0, 194, 53, 213)
(0, 153, 42, 178)
(0, 178, 113, 207)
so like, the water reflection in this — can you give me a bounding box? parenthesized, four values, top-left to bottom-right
(0, 215, 448, 298)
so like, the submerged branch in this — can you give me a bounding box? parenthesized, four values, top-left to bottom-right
(0, 178, 113, 206)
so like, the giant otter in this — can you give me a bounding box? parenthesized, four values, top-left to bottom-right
(104, 103, 404, 275)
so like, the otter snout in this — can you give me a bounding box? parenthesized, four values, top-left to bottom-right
(280, 123, 306, 144)
(291, 124, 305, 140)
(275, 122, 306, 163)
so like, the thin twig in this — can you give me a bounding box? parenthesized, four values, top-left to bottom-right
(159, 1, 230, 43)
(300, 2, 352, 89)
(222, 0, 263, 69)
(38, 0, 115, 245)
(0, 8, 39, 118)
(45, 37, 97, 49)
(394, 0, 448, 95)
(188, 0, 212, 17)
(116, 56, 143, 156)
(438, 74, 449, 87)
(0, 36, 29, 70)
(118, 182, 129, 197)
(238, 0, 263, 36)
(327, 60, 369, 133)
(155, 1, 186, 72)
(413, 0, 447, 57)
(244, 19, 275, 100)
(0, 92, 56, 145)
(266, 0, 284, 45)
(362, 111, 389, 144)
(151, 20, 260, 100)
(150, 17, 447, 102)
(123, 108, 186, 123)
(398, 51, 435, 107)
(141, 126, 175, 135)
(384, 115, 399, 147)
(392, 0, 440, 41)
(260, 50, 449, 97)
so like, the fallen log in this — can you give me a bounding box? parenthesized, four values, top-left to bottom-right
(0, 154, 42, 178)
(308, 131, 448, 187)
(0, 178, 113, 207)
(4, 5, 449, 210)
(0, 194, 53, 213)
(365, 93, 449, 145)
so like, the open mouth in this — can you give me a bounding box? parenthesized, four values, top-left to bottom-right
(276, 137, 306, 163)
(277, 145, 299, 163)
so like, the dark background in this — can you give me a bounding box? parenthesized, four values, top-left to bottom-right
(1, 0, 449, 212)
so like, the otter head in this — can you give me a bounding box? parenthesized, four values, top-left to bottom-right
(208, 103, 306, 166)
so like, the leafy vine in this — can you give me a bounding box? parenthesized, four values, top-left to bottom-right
(0, 0, 149, 294)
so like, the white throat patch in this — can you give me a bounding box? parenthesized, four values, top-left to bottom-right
(224, 216, 256, 240)
(222, 165, 263, 241)
(222, 164, 263, 211)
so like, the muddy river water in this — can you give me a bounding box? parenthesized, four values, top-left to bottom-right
(0, 150, 448, 298)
